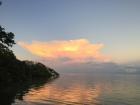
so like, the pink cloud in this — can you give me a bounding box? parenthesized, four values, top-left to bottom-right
(18, 39, 110, 63)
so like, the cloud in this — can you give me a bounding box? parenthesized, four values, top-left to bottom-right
(18, 39, 109, 63)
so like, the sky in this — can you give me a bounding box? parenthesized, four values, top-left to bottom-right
(0, 0, 140, 66)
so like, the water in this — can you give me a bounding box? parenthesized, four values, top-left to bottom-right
(3, 73, 140, 105)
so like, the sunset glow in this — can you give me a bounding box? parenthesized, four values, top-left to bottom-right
(1, 1, 140, 105)
(24, 82, 102, 104)
(18, 39, 110, 63)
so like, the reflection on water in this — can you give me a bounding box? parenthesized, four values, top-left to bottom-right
(0, 78, 57, 105)
(23, 81, 101, 105)
(1, 73, 140, 105)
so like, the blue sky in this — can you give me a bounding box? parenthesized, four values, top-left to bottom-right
(0, 0, 140, 63)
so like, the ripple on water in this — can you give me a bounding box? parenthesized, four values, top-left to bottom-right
(12, 74, 140, 105)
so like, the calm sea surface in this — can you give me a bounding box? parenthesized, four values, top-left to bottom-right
(11, 73, 140, 105)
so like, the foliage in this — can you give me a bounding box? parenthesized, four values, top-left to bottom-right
(0, 26, 59, 84)
(0, 26, 16, 60)
(0, 26, 15, 47)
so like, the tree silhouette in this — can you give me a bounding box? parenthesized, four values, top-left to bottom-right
(0, 26, 16, 59)
(0, 0, 59, 84)
(0, 26, 16, 47)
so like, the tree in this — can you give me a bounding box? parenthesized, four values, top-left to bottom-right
(0, 26, 16, 59)
(0, 26, 16, 47)
(0, 25, 59, 85)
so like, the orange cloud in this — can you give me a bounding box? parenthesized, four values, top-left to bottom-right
(18, 39, 109, 63)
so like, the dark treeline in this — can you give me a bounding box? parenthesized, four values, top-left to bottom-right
(0, 26, 59, 85)
(0, 76, 57, 105)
